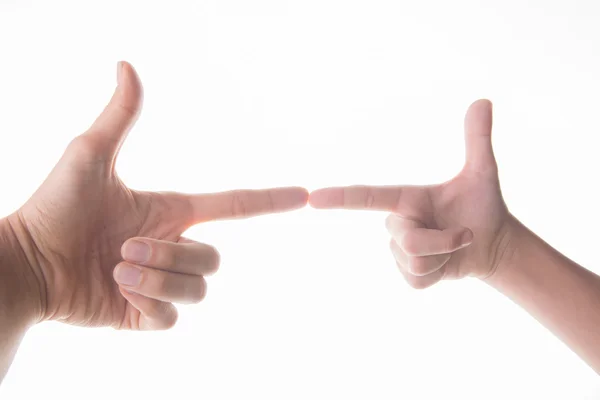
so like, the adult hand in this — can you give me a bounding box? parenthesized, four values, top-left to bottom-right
(309, 100, 513, 288)
(4, 62, 308, 330)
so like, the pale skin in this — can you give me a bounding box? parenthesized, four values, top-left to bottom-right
(0, 62, 308, 381)
(309, 99, 600, 374)
(1, 65, 600, 383)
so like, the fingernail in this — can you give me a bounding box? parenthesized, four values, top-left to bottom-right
(123, 240, 150, 263)
(117, 61, 123, 85)
(115, 264, 142, 287)
(460, 230, 473, 247)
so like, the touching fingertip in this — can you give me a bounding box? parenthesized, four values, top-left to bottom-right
(308, 188, 339, 208)
(296, 187, 310, 205)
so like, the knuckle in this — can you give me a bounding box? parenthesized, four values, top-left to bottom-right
(154, 272, 170, 294)
(66, 135, 106, 165)
(364, 187, 375, 209)
(117, 101, 140, 119)
(230, 193, 248, 218)
(266, 190, 275, 212)
(166, 245, 179, 268)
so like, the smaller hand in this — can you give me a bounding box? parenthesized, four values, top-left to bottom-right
(309, 100, 513, 288)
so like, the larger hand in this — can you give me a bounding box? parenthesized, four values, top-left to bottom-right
(4, 62, 308, 330)
(309, 100, 513, 288)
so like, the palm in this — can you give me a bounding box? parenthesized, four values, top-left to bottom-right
(19, 166, 173, 328)
(427, 169, 508, 279)
(13, 62, 307, 330)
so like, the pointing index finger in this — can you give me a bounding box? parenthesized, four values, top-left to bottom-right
(309, 185, 430, 214)
(189, 186, 309, 223)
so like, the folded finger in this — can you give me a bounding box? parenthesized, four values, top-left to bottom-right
(119, 288, 178, 331)
(387, 218, 473, 257)
(398, 264, 445, 290)
(114, 262, 207, 304)
(121, 237, 220, 276)
(389, 239, 450, 276)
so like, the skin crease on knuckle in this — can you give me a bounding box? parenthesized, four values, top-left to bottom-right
(164, 273, 206, 304)
(230, 193, 248, 219)
(179, 244, 220, 275)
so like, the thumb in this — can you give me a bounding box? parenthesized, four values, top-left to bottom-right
(463, 99, 497, 175)
(75, 61, 143, 168)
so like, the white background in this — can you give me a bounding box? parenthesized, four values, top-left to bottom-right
(1, 0, 600, 398)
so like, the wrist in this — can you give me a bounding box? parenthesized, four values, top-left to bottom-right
(480, 213, 525, 283)
(0, 215, 45, 327)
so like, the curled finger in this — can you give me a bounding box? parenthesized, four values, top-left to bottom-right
(389, 239, 451, 276)
(119, 288, 178, 331)
(122, 236, 220, 276)
(114, 262, 207, 304)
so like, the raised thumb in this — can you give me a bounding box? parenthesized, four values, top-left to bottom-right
(74, 61, 144, 168)
(463, 99, 497, 175)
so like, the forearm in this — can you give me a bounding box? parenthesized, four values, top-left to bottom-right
(0, 303, 29, 383)
(485, 216, 600, 374)
(0, 218, 40, 383)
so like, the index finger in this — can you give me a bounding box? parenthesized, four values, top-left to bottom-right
(309, 185, 430, 214)
(190, 186, 309, 222)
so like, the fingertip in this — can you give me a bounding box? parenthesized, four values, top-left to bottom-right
(463, 98, 496, 173)
(273, 186, 310, 211)
(120, 237, 137, 260)
(307, 190, 320, 208)
(471, 98, 492, 109)
(459, 228, 474, 248)
(117, 61, 143, 113)
(118, 286, 178, 331)
(120, 239, 129, 260)
(466, 99, 493, 122)
(308, 188, 339, 208)
(121, 238, 152, 264)
(296, 186, 310, 206)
